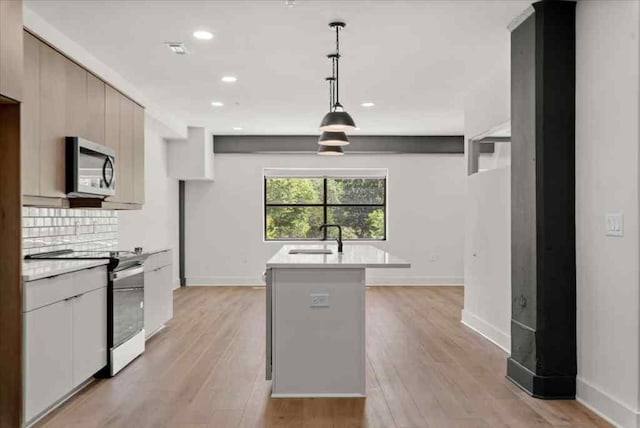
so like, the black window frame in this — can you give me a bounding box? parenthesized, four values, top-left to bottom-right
(264, 176, 387, 241)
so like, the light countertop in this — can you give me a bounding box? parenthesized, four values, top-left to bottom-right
(23, 259, 109, 282)
(22, 248, 171, 282)
(143, 248, 172, 255)
(267, 244, 410, 269)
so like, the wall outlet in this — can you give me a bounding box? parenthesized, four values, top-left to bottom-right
(606, 213, 624, 237)
(310, 293, 329, 308)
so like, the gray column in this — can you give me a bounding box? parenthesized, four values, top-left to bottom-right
(508, 0, 576, 399)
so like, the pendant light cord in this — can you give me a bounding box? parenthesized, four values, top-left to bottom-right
(331, 55, 336, 111)
(328, 78, 334, 111)
(335, 25, 340, 107)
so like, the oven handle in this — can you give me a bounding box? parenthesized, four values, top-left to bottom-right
(113, 287, 143, 292)
(111, 266, 144, 281)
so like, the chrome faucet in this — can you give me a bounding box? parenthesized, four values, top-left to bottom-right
(319, 224, 343, 253)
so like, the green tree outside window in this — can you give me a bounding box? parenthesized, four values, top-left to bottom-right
(265, 177, 386, 240)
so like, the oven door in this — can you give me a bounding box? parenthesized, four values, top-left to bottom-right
(66, 136, 116, 197)
(111, 264, 144, 348)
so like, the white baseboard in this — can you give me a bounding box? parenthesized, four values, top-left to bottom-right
(186, 276, 464, 286)
(576, 377, 640, 428)
(367, 276, 464, 285)
(187, 276, 263, 286)
(460, 309, 510, 353)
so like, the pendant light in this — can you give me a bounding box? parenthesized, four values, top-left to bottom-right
(318, 131, 349, 146)
(319, 22, 356, 132)
(318, 76, 349, 146)
(317, 145, 345, 155)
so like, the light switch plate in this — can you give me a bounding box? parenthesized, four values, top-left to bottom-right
(606, 213, 624, 237)
(310, 293, 329, 308)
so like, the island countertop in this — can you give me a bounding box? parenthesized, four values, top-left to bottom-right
(266, 244, 410, 269)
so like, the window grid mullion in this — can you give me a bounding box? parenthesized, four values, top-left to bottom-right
(265, 204, 385, 207)
(323, 178, 328, 240)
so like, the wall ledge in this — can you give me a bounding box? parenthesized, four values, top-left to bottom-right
(577, 377, 640, 428)
(461, 309, 510, 353)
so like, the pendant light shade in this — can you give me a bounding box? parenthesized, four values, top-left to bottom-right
(319, 110, 356, 132)
(317, 145, 344, 155)
(318, 131, 349, 146)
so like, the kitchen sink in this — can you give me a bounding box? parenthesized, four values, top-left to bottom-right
(288, 249, 333, 255)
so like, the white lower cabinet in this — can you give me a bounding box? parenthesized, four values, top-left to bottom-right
(73, 287, 107, 387)
(24, 266, 108, 423)
(24, 299, 74, 422)
(144, 250, 173, 338)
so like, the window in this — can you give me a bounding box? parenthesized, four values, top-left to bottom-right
(264, 174, 386, 241)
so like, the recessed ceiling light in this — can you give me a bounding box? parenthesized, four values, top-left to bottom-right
(233, 127, 243, 131)
(193, 30, 214, 40)
(210, 101, 224, 107)
(361, 102, 375, 107)
(222, 76, 238, 83)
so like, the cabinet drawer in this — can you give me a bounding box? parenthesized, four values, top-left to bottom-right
(24, 266, 108, 312)
(145, 250, 172, 272)
(73, 265, 108, 296)
(24, 275, 74, 313)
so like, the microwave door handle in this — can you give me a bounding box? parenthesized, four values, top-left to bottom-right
(103, 156, 114, 188)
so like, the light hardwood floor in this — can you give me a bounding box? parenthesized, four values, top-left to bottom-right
(36, 286, 610, 428)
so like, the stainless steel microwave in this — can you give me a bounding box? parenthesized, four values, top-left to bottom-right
(66, 137, 116, 198)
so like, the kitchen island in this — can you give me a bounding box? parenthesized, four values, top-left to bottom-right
(265, 244, 410, 397)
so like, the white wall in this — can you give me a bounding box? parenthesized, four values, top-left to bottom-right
(462, 167, 511, 351)
(185, 153, 466, 285)
(119, 117, 180, 286)
(575, 1, 640, 426)
(462, 58, 512, 351)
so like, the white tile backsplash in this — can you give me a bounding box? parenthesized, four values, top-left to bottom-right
(22, 207, 118, 255)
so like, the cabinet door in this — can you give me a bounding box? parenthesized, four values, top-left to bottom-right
(22, 32, 40, 196)
(0, 0, 23, 101)
(118, 95, 134, 203)
(105, 85, 120, 201)
(73, 287, 107, 387)
(144, 265, 172, 337)
(132, 103, 145, 204)
(160, 265, 173, 323)
(144, 268, 161, 337)
(39, 43, 67, 198)
(86, 73, 105, 145)
(24, 299, 74, 422)
(65, 60, 87, 138)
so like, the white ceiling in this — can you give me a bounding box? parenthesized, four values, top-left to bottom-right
(26, 0, 529, 135)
